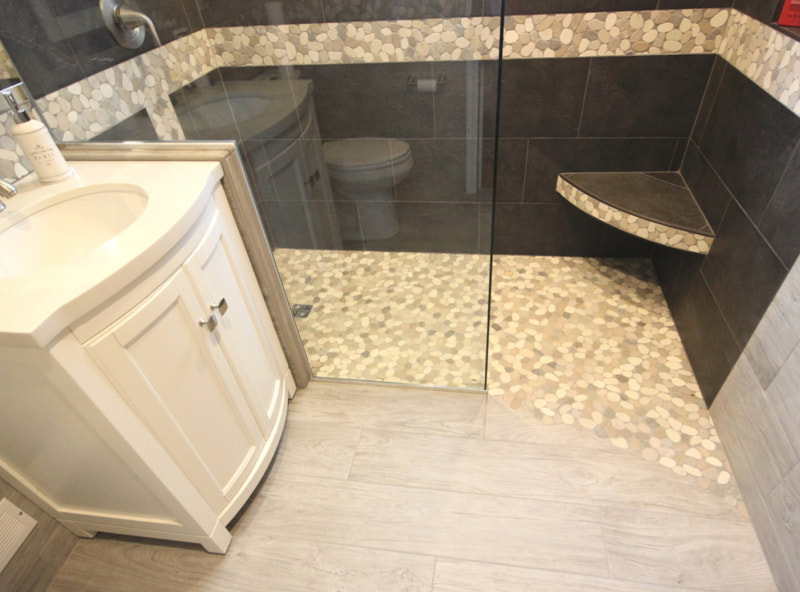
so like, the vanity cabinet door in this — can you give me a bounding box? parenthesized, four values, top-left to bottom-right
(86, 264, 266, 514)
(183, 210, 285, 434)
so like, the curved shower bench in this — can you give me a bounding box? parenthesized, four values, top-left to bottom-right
(556, 171, 714, 254)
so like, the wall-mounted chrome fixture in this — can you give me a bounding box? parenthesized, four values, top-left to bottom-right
(100, 0, 162, 50)
(407, 74, 448, 93)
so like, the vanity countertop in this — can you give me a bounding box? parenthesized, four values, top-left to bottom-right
(0, 160, 222, 347)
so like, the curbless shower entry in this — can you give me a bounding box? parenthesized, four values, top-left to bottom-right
(171, 9, 505, 390)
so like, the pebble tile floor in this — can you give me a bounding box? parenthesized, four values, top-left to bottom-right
(46, 250, 777, 592)
(276, 249, 737, 506)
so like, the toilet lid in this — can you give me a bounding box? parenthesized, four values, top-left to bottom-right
(323, 138, 411, 171)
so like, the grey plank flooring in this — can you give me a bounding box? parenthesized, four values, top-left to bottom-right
(348, 427, 744, 520)
(48, 381, 776, 592)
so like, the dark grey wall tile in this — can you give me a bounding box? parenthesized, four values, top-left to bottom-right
(657, 0, 731, 7)
(599, 226, 656, 257)
(759, 143, 800, 269)
(259, 200, 342, 249)
(681, 140, 733, 232)
(702, 201, 788, 348)
(732, 0, 780, 23)
(493, 202, 608, 255)
(323, 0, 475, 22)
(479, 202, 493, 254)
(300, 62, 436, 139)
(504, 0, 657, 13)
(361, 202, 482, 253)
(580, 55, 714, 138)
(670, 138, 689, 170)
(0, 0, 84, 97)
(671, 270, 742, 404)
(334, 200, 364, 248)
(653, 245, 704, 302)
(523, 138, 678, 203)
(91, 109, 159, 141)
(483, 139, 527, 202)
(197, 0, 324, 27)
(699, 63, 800, 222)
(691, 55, 725, 145)
(434, 61, 496, 138)
(494, 59, 589, 138)
(396, 139, 490, 203)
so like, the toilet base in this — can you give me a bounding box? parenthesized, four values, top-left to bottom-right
(358, 202, 399, 241)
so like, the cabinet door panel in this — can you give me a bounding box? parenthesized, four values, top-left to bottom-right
(185, 214, 284, 432)
(87, 270, 262, 511)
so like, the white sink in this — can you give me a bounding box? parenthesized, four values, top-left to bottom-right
(0, 185, 147, 279)
(0, 160, 223, 348)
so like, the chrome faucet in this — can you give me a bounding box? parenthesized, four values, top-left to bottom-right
(0, 178, 17, 211)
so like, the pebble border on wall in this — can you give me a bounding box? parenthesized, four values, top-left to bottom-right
(1, 7, 798, 180)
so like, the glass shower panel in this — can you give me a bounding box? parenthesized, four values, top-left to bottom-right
(103, 0, 503, 391)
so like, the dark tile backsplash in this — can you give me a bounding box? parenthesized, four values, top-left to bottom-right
(697, 63, 800, 223)
(579, 55, 714, 138)
(732, 0, 781, 23)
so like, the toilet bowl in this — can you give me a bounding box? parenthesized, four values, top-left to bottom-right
(323, 137, 413, 241)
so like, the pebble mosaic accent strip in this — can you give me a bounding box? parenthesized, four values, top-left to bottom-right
(488, 255, 740, 507)
(721, 9, 800, 118)
(210, 18, 501, 66)
(3, 8, 800, 186)
(35, 29, 215, 143)
(274, 248, 490, 389)
(556, 175, 714, 254)
(0, 41, 18, 80)
(0, 112, 30, 181)
(501, 9, 727, 59)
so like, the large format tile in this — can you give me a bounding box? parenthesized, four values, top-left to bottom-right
(255, 472, 611, 577)
(681, 140, 733, 233)
(303, 62, 437, 139)
(701, 200, 788, 349)
(349, 428, 744, 519)
(718, 359, 799, 497)
(698, 64, 800, 223)
(671, 269, 741, 403)
(50, 534, 435, 592)
(604, 507, 778, 592)
(758, 142, 800, 269)
(433, 558, 708, 592)
(494, 59, 589, 138)
(580, 55, 714, 138)
(268, 419, 362, 479)
(523, 138, 679, 204)
(288, 381, 486, 438)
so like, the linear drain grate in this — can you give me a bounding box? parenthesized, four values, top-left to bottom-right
(291, 304, 313, 318)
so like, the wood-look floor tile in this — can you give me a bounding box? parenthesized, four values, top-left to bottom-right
(484, 396, 612, 450)
(268, 418, 361, 479)
(349, 429, 743, 520)
(432, 559, 713, 592)
(603, 507, 777, 592)
(254, 472, 611, 578)
(51, 535, 435, 592)
(288, 381, 486, 437)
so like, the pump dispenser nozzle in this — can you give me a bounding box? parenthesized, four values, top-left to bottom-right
(1, 82, 33, 124)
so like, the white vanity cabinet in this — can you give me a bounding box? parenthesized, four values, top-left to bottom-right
(0, 164, 293, 554)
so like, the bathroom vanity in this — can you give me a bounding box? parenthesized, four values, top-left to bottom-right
(0, 160, 293, 553)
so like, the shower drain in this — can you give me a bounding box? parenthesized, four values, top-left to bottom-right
(291, 304, 313, 318)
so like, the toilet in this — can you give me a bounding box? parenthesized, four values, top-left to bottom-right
(323, 137, 413, 241)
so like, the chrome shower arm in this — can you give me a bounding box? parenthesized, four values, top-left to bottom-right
(115, 6, 162, 47)
(99, 0, 161, 50)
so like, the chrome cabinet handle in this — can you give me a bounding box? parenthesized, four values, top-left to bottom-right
(199, 313, 218, 333)
(211, 298, 228, 316)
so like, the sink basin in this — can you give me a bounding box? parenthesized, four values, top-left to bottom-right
(0, 184, 147, 279)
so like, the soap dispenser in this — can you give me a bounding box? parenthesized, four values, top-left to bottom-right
(1, 83, 73, 183)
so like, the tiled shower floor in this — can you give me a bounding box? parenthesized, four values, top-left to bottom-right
(275, 249, 737, 504)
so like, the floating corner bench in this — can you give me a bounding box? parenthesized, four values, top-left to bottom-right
(556, 171, 714, 254)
